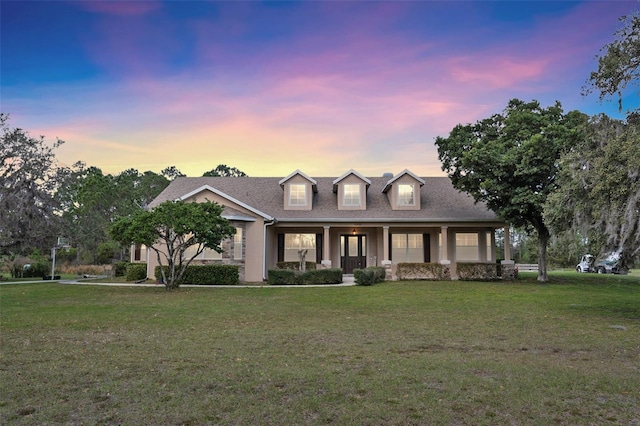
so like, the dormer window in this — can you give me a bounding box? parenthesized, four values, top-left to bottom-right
(333, 169, 370, 211)
(289, 184, 307, 206)
(398, 184, 415, 206)
(343, 184, 361, 207)
(279, 170, 317, 211)
(382, 169, 425, 211)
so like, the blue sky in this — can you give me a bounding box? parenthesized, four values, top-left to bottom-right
(2, 1, 638, 177)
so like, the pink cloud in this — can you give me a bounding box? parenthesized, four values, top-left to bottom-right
(446, 56, 549, 88)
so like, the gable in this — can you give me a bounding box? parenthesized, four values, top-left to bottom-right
(176, 184, 272, 221)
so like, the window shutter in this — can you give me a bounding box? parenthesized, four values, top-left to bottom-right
(277, 234, 284, 262)
(316, 233, 323, 264)
(388, 234, 393, 261)
(423, 234, 431, 262)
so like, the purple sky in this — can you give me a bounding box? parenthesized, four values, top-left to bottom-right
(2, 1, 638, 177)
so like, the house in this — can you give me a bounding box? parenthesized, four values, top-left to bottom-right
(138, 169, 515, 282)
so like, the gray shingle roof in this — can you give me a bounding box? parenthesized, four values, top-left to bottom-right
(148, 176, 500, 223)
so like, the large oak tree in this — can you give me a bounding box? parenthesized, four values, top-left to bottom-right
(545, 113, 640, 267)
(435, 99, 586, 281)
(0, 114, 68, 255)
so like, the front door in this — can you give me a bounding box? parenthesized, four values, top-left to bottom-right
(341, 235, 366, 274)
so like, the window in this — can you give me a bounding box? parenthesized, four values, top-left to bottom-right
(234, 227, 243, 260)
(343, 184, 361, 206)
(289, 184, 307, 206)
(398, 184, 415, 206)
(456, 233, 479, 261)
(133, 244, 147, 262)
(284, 233, 316, 262)
(202, 247, 223, 260)
(391, 234, 423, 263)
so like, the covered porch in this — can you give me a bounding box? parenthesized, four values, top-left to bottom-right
(266, 222, 514, 280)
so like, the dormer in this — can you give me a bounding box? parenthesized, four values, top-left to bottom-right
(382, 169, 425, 211)
(333, 169, 371, 210)
(279, 170, 317, 211)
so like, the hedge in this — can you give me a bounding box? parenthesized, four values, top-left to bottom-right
(456, 262, 499, 281)
(125, 263, 147, 281)
(396, 263, 450, 280)
(113, 261, 130, 277)
(155, 264, 239, 285)
(353, 266, 386, 286)
(275, 261, 317, 271)
(268, 268, 342, 285)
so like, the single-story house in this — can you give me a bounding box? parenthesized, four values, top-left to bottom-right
(137, 169, 515, 282)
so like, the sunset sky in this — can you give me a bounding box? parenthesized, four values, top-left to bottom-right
(2, 1, 638, 178)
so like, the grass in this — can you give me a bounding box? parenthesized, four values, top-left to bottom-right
(1, 272, 639, 425)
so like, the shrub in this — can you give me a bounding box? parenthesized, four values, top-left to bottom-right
(267, 269, 297, 285)
(114, 262, 130, 277)
(396, 263, 450, 280)
(125, 263, 148, 281)
(457, 262, 499, 281)
(155, 264, 239, 285)
(276, 261, 316, 270)
(268, 268, 343, 285)
(354, 267, 386, 286)
(21, 261, 50, 278)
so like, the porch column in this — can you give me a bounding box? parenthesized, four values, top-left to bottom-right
(503, 226, 512, 261)
(440, 226, 451, 280)
(478, 231, 487, 262)
(440, 226, 450, 263)
(501, 226, 515, 280)
(381, 226, 392, 279)
(321, 226, 332, 269)
(382, 226, 390, 261)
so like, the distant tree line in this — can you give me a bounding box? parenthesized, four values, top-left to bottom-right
(0, 112, 247, 265)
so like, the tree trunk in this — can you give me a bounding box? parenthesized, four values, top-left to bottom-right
(537, 231, 549, 282)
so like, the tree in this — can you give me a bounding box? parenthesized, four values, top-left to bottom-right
(59, 165, 171, 263)
(110, 200, 236, 290)
(0, 114, 68, 255)
(202, 164, 248, 177)
(584, 13, 640, 112)
(161, 166, 186, 181)
(58, 163, 118, 263)
(435, 99, 586, 281)
(545, 113, 640, 267)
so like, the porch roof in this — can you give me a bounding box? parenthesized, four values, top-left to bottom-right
(149, 176, 501, 223)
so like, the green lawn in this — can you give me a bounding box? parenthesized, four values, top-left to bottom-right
(1, 273, 639, 425)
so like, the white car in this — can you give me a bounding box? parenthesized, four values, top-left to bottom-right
(576, 254, 594, 273)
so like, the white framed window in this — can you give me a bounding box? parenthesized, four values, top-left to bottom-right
(398, 184, 415, 206)
(284, 233, 316, 262)
(486, 231, 492, 261)
(456, 233, 479, 261)
(343, 184, 361, 206)
(391, 233, 423, 263)
(233, 227, 243, 260)
(289, 184, 307, 206)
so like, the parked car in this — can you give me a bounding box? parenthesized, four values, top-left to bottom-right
(594, 259, 628, 275)
(576, 254, 594, 273)
(576, 254, 628, 274)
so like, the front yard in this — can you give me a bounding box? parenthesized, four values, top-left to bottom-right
(1, 273, 638, 425)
